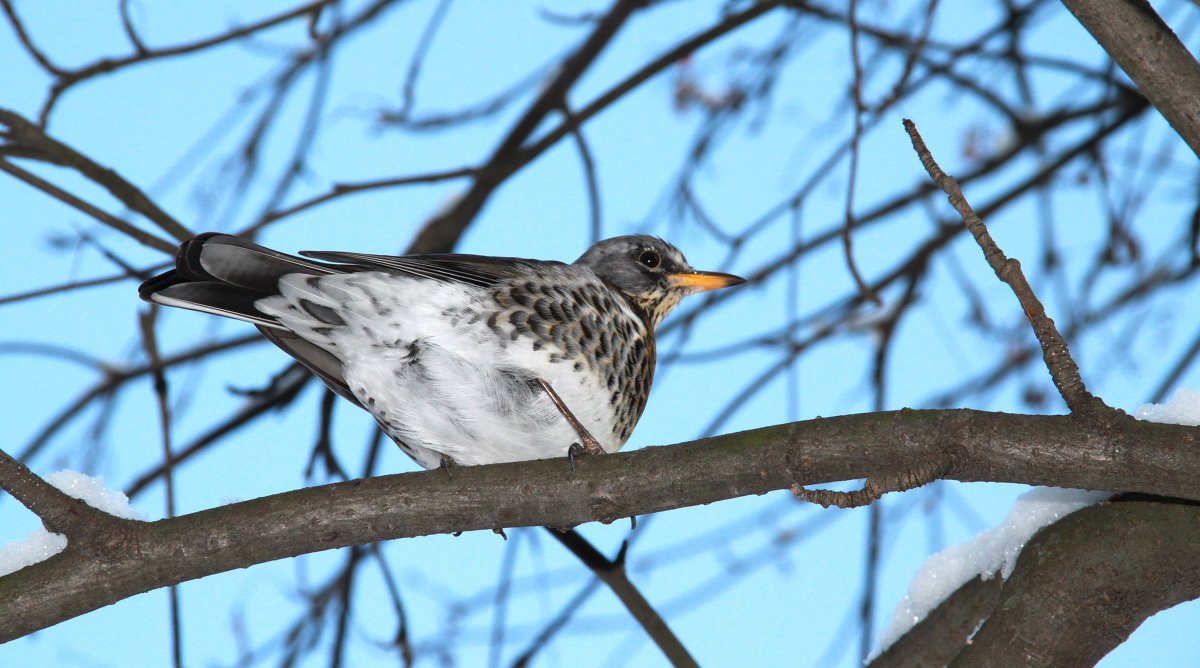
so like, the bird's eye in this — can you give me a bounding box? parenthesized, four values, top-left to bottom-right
(638, 249, 662, 269)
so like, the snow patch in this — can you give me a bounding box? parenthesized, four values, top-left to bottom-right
(873, 487, 1106, 656)
(0, 471, 142, 577)
(43, 470, 141, 520)
(875, 387, 1200, 657)
(1135, 388, 1200, 426)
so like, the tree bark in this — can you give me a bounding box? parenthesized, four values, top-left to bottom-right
(3, 408, 1200, 642)
(951, 498, 1200, 666)
(1061, 0, 1200, 158)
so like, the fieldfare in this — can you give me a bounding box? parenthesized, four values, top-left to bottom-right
(139, 234, 744, 469)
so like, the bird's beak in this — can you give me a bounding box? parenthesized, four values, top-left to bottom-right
(668, 270, 746, 292)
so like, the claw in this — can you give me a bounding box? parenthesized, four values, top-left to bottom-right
(568, 442, 584, 471)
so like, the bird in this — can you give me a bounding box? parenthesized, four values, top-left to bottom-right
(139, 233, 744, 470)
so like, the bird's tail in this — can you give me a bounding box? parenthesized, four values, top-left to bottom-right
(139, 233, 336, 328)
(139, 233, 361, 406)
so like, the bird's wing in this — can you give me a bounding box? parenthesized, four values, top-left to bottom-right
(298, 251, 564, 288)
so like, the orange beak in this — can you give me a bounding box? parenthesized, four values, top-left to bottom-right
(668, 270, 746, 292)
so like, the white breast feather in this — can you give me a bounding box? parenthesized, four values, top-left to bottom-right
(255, 271, 623, 468)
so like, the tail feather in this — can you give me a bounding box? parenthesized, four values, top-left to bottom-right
(150, 281, 282, 329)
(139, 234, 358, 401)
(179, 233, 334, 292)
(139, 234, 340, 322)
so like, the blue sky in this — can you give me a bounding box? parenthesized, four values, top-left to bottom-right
(2, 1, 1200, 665)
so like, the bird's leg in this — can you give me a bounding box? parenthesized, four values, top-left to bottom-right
(535, 378, 605, 457)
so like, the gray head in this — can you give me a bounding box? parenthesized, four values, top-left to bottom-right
(574, 235, 744, 327)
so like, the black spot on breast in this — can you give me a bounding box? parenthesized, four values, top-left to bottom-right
(305, 276, 323, 289)
(511, 310, 529, 332)
(510, 286, 532, 308)
(487, 311, 501, 332)
(597, 331, 611, 357)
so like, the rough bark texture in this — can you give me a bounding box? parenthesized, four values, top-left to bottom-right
(3, 409, 1200, 642)
(1062, 0, 1200, 158)
(868, 576, 1003, 668)
(951, 498, 1200, 666)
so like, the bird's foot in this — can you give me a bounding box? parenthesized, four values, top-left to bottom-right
(439, 453, 458, 479)
(567, 436, 605, 471)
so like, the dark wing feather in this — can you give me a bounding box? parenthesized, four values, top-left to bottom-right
(257, 326, 360, 407)
(298, 251, 562, 288)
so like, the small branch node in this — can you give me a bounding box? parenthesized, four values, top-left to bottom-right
(792, 459, 949, 509)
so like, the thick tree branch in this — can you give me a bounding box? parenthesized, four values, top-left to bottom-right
(1061, 0, 1200, 159)
(868, 576, 1003, 668)
(0, 449, 125, 543)
(2, 409, 1199, 641)
(951, 498, 1200, 666)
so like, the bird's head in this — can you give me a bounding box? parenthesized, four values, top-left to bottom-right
(575, 235, 744, 328)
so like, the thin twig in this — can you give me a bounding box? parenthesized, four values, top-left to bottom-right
(842, 0, 882, 305)
(564, 104, 603, 244)
(902, 118, 1109, 415)
(545, 529, 698, 668)
(0, 0, 62, 74)
(0, 158, 176, 254)
(137, 307, 183, 668)
(0, 265, 162, 307)
(20, 333, 263, 463)
(261, 166, 478, 225)
(408, 0, 648, 253)
(36, 1, 334, 124)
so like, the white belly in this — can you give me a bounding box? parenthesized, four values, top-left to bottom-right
(257, 271, 622, 469)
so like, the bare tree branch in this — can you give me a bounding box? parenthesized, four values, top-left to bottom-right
(868, 575, 1003, 668)
(904, 118, 1110, 416)
(951, 498, 1200, 666)
(1062, 0, 1200, 158)
(546, 529, 696, 668)
(3, 409, 1200, 642)
(0, 108, 193, 245)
